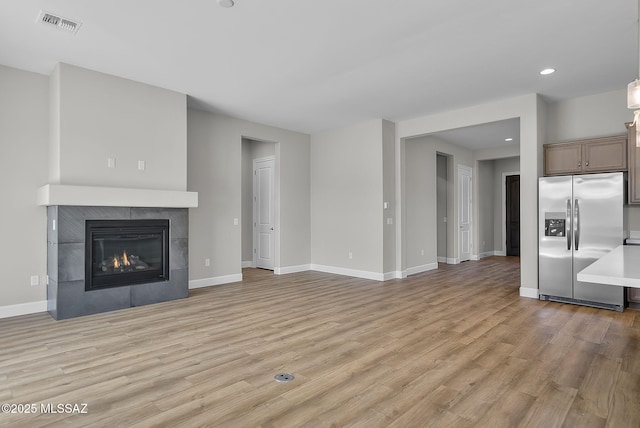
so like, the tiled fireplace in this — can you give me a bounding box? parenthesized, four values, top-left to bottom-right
(47, 206, 189, 320)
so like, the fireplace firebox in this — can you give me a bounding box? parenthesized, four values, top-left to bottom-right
(85, 219, 170, 291)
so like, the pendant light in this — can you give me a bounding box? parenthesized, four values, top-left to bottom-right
(628, 0, 640, 146)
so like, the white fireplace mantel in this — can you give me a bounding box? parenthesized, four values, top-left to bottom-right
(37, 184, 198, 208)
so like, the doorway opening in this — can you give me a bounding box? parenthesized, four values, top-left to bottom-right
(402, 119, 522, 289)
(504, 173, 520, 257)
(241, 138, 277, 271)
(436, 153, 452, 263)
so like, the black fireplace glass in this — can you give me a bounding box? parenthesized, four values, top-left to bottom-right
(85, 219, 170, 290)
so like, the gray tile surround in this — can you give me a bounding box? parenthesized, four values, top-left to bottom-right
(47, 206, 189, 320)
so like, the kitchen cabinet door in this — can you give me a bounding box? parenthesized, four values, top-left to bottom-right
(544, 142, 582, 176)
(582, 136, 627, 173)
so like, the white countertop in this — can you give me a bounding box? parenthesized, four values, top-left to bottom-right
(577, 245, 640, 288)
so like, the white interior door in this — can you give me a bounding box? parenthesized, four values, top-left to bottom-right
(458, 165, 472, 262)
(254, 157, 275, 270)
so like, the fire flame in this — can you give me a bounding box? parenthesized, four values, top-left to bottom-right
(112, 250, 131, 269)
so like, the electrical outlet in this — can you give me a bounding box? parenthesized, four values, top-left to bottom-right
(421, 249, 424, 256)
(138, 160, 146, 171)
(107, 157, 116, 168)
(30, 275, 39, 286)
(348, 251, 353, 259)
(204, 258, 211, 267)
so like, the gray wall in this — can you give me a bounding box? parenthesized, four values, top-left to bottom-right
(382, 120, 396, 274)
(0, 65, 49, 308)
(51, 63, 187, 190)
(310, 119, 384, 274)
(404, 136, 473, 269)
(405, 140, 437, 268)
(477, 160, 495, 256)
(476, 157, 521, 257)
(188, 109, 311, 283)
(546, 89, 631, 143)
(473, 145, 520, 257)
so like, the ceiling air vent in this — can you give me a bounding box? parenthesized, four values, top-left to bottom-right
(37, 10, 82, 34)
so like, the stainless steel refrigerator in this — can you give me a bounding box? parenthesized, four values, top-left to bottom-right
(538, 172, 625, 311)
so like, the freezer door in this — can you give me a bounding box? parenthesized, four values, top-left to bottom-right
(573, 173, 625, 305)
(539, 176, 573, 298)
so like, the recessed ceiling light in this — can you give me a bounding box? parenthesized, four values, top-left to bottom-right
(217, 0, 234, 7)
(540, 68, 556, 75)
(505, 138, 513, 142)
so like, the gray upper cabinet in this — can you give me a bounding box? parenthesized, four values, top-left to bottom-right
(544, 134, 627, 177)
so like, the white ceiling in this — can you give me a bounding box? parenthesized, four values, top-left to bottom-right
(429, 118, 520, 150)
(0, 0, 637, 138)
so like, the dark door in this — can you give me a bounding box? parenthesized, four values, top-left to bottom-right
(506, 175, 520, 256)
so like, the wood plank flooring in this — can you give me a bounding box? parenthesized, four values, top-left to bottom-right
(1, 256, 639, 427)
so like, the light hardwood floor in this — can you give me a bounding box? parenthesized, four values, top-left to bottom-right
(1, 257, 639, 427)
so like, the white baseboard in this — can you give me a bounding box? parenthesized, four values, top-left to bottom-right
(275, 264, 311, 275)
(383, 271, 403, 281)
(0, 300, 48, 319)
(406, 262, 438, 276)
(519, 287, 539, 299)
(247, 263, 403, 280)
(437, 256, 447, 263)
(478, 251, 503, 259)
(448, 258, 460, 265)
(241, 261, 254, 268)
(189, 273, 243, 289)
(310, 264, 385, 281)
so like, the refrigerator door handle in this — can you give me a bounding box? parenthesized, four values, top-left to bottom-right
(566, 199, 572, 250)
(574, 198, 580, 251)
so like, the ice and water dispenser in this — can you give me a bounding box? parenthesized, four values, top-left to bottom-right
(544, 212, 566, 237)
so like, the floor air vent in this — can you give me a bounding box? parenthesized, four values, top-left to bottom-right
(37, 10, 82, 34)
